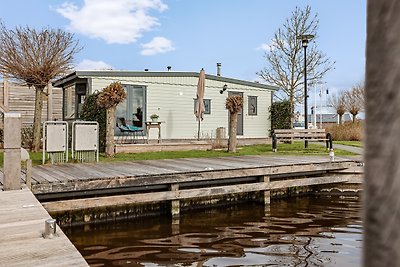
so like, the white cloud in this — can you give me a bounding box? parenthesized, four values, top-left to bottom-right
(75, 59, 113, 70)
(141, 36, 175, 56)
(257, 43, 273, 52)
(56, 0, 167, 44)
(257, 39, 280, 52)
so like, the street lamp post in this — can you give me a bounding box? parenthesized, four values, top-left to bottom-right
(297, 34, 314, 148)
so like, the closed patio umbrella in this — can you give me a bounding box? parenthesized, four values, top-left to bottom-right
(195, 68, 206, 140)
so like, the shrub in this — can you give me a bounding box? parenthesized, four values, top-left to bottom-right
(269, 100, 291, 133)
(325, 121, 363, 141)
(80, 92, 106, 152)
(21, 127, 34, 149)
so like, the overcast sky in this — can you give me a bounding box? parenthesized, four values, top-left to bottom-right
(1, 0, 366, 108)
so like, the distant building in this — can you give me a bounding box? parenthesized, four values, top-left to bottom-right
(308, 113, 352, 127)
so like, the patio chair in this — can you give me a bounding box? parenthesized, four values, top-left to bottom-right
(117, 117, 145, 143)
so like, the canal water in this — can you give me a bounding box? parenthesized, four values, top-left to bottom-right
(63, 195, 362, 267)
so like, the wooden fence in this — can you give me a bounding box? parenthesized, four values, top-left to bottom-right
(0, 77, 63, 128)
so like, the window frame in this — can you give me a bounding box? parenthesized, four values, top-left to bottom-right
(248, 95, 258, 115)
(194, 98, 211, 115)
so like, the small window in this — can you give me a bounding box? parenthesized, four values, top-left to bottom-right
(194, 99, 211, 114)
(248, 96, 257, 115)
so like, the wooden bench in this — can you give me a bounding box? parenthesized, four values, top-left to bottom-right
(272, 128, 333, 152)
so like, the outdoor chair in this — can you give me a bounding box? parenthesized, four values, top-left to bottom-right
(116, 117, 145, 144)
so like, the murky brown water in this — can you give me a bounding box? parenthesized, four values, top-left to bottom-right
(64, 196, 362, 267)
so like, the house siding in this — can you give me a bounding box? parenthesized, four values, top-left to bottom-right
(59, 72, 275, 140)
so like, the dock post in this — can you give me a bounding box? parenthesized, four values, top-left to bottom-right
(261, 175, 271, 206)
(170, 184, 180, 218)
(25, 159, 32, 190)
(3, 113, 22, 190)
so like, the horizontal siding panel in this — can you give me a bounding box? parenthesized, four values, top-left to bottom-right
(88, 76, 273, 139)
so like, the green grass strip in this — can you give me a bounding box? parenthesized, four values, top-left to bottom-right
(0, 142, 356, 166)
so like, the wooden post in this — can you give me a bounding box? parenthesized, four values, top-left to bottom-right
(170, 184, 180, 218)
(364, 1, 400, 266)
(261, 175, 270, 206)
(3, 75, 9, 109)
(47, 83, 53, 121)
(25, 159, 32, 190)
(3, 113, 21, 190)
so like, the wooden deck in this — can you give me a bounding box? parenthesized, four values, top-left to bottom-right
(0, 155, 362, 196)
(0, 189, 88, 267)
(15, 155, 361, 195)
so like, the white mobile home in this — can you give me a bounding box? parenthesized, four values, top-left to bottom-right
(53, 70, 277, 140)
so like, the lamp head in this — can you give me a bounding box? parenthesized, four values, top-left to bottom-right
(297, 34, 315, 48)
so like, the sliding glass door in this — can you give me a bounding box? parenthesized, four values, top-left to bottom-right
(115, 85, 146, 135)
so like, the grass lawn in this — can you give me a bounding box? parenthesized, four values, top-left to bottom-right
(0, 142, 356, 166)
(334, 141, 363, 148)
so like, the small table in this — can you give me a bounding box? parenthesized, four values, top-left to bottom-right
(145, 121, 163, 144)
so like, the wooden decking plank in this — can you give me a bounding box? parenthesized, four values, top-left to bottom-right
(158, 158, 214, 171)
(176, 158, 236, 171)
(132, 160, 183, 174)
(189, 157, 251, 169)
(30, 168, 58, 183)
(34, 165, 77, 182)
(83, 163, 135, 178)
(207, 157, 266, 168)
(123, 161, 179, 175)
(119, 161, 161, 175)
(0, 189, 88, 267)
(77, 163, 129, 178)
(150, 159, 208, 172)
(67, 163, 114, 179)
(101, 162, 150, 176)
(50, 164, 109, 180)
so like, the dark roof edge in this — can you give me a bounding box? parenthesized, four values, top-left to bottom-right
(53, 70, 279, 90)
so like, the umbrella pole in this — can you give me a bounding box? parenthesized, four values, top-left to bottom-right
(197, 120, 200, 140)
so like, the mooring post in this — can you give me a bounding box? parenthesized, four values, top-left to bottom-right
(3, 113, 22, 190)
(170, 184, 180, 218)
(261, 175, 271, 206)
(25, 159, 32, 190)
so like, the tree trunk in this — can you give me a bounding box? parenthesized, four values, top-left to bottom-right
(228, 112, 238, 153)
(32, 86, 44, 152)
(105, 107, 116, 157)
(339, 114, 343, 125)
(364, 1, 400, 266)
(351, 113, 357, 123)
(289, 94, 294, 128)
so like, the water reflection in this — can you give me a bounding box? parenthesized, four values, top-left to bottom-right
(64, 196, 362, 267)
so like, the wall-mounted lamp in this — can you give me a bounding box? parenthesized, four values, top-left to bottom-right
(220, 84, 228, 94)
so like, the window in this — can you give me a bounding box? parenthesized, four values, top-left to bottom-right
(194, 99, 211, 114)
(115, 85, 146, 135)
(63, 84, 76, 119)
(248, 96, 257, 115)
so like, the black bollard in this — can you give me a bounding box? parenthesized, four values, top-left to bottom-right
(272, 133, 277, 152)
(326, 133, 333, 150)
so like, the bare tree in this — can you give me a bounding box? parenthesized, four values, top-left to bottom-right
(97, 82, 126, 157)
(353, 82, 365, 112)
(258, 5, 334, 127)
(225, 95, 243, 153)
(328, 91, 346, 124)
(344, 84, 364, 122)
(0, 22, 81, 151)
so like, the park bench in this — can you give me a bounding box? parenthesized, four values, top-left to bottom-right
(272, 128, 333, 152)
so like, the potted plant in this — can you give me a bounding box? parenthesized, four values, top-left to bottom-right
(150, 113, 159, 122)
